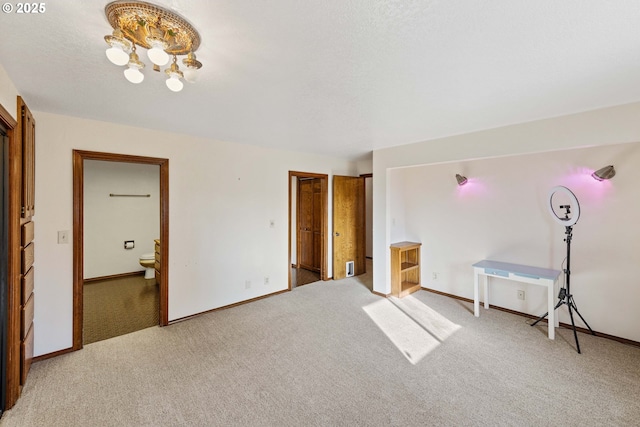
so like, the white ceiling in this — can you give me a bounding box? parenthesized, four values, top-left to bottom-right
(1, 0, 639, 160)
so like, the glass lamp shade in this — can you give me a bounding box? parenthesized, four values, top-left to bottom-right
(182, 52, 202, 83)
(183, 67, 198, 83)
(124, 66, 144, 84)
(166, 74, 184, 92)
(106, 45, 130, 66)
(147, 42, 170, 66)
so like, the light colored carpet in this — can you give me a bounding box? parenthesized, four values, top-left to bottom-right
(83, 275, 159, 344)
(2, 270, 639, 426)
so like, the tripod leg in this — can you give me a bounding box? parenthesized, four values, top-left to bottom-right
(531, 298, 565, 327)
(567, 302, 581, 354)
(530, 311, 548, 327)
(570, 298, 595, 336)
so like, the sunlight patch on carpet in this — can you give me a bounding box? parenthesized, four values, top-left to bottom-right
(363, 296, 461, 364)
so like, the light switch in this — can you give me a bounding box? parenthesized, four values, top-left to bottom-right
(58, 230, 69, 244)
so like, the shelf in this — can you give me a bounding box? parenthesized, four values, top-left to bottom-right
(400, 262, 419, 272)
(390, 241, 421, 298)
(399, 281, 421, 298)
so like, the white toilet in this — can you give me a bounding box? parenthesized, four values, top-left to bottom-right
(139, 253, 155, 279)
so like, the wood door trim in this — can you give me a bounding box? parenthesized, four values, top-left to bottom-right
(72, 150, 169, 351)
(0, 102, 17, 129)
(288, 171, 328, 289)
(1, 99, 20, 409)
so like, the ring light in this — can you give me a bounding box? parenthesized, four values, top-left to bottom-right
(548, 186, 580, 227)
(535, 185, 594, 353)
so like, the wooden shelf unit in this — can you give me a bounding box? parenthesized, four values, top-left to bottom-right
(154, 239, 161, 286)
(390, 241, 421, 298)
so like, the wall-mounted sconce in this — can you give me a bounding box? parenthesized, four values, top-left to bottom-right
(455, 174, 468, 186)
(591, 165, 615, 181)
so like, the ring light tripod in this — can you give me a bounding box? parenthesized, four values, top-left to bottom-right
(531, 186, 594, 353)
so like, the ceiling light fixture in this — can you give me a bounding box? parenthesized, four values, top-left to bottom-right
(591, 165, 615, 181)
(455, 174, 468, 186)
(103, 1, 203, 92)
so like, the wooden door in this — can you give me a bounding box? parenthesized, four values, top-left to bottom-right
(332, 175, 365, 280)
(1, 96, 34, 409)
(298, 179, 314, 270)
(289, 171, 328, 287)
(17, 97, 35, 386)
(298, 178, 322, 272)
(20, 99, 35, 219)
(0, 126, 8, 415)
(311, 179, 322, 271)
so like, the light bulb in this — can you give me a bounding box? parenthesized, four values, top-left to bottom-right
(106, 45, 129, 66)
(166, 74, 183, 92)
(124, 66, 144, 84)
(147, 40, 169, 66)
(123, 50, 145, 84)
(165, 56, 184, 92)
(104, 29, 132, 66)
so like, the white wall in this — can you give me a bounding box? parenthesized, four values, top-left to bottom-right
(355, 154, 374, 258)
(0, 63, 18, 121)
(390, 142, 640, 341)
(374, 102, 640, 342)
(33, 112, 356, 356)
(84, 160, 160, 279)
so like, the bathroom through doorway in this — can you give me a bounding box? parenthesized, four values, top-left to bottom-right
(72, 150, 169, 351)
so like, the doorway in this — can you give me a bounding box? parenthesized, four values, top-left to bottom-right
(82, 160, 160, 344)
(288, 171, 328, 289)
(72, 150, 169, 351)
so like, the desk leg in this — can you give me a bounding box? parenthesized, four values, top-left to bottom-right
(554, 280, 560, 329)
(484, 275, 489, 310)
(474, 271, 479, 317)
(547, 279, 555, 340)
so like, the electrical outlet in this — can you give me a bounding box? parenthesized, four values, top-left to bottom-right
(517, 290, 525, 300)
(432, 272, 438, 280)
(245, 280, 251, 289)
(264, 277, 269, 285)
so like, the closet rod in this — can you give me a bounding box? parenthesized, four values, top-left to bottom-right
(109, 193, 151, 197)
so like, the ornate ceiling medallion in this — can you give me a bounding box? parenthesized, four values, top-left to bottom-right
(103, 1, 203, 91)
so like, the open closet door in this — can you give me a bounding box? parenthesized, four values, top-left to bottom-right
(332, 175, 365, 280)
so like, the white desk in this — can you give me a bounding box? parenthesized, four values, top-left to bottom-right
(472, 260, 561, 339)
